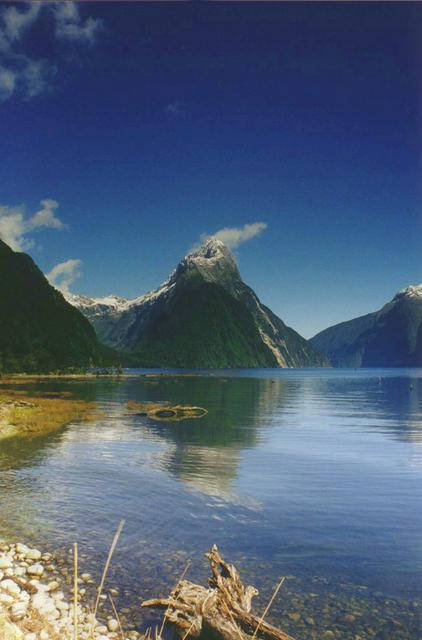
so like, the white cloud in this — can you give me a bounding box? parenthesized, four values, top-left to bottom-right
(0, 65, 16, 99)
(0, 2, 102, 101)
(46, 258, 82, 293)
(0, 3, 41, 46)
(0, 57, 54, 101)
(0, 3, 49, 100)
(204, 222, 268, 249)
(54, 2, 102, 45)
(0, 199, 66, 251)
(27, 199, 65, 231)
(23, 59, 56, 98)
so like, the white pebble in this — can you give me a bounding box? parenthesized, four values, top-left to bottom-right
(96, 625, 108, 634)
(0, 592, 14, 605)
(107, 619, 119, 632)
(0, 556, 13, 569)
(0, 578, 21, 596)
(15, 543, 29, 555)
(10, 601, 28, 621)
(27, 563, 44, 576)
(25, 549, 42, 561)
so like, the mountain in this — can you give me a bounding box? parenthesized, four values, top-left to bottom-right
(66, 238, 328, 368)
(311, 284, 422, 367)
(0, 238, 112, 373)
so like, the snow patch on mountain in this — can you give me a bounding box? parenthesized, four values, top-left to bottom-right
(396, 283, 422, 300)
(64, 239, 233, 314)
(64, 292, 129, 312)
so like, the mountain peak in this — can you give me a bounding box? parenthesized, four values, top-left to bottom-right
(178, 236, 240, 289)
(394, 283, 422, 301)
(187, 236, 234, 262)
(64, 233, 327, 368)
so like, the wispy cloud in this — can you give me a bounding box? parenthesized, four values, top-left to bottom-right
(0, 3, 41, 45)
(0, 2, 46, 100)
(0, 199, 66, 251)
(46, 258, 82, 294)
(203, 222, 268, 250)
(53, 2, 102, 44)
(0, 2, 103, 101)
(165, 100, 187, 115)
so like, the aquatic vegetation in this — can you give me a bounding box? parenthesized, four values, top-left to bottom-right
(0, 392, 97, 440)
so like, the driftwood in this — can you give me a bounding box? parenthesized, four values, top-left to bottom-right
(142, 545, 295, 640)
(126, 401, 208, 421)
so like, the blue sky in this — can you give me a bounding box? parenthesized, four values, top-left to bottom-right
(0, 2, 421, 338)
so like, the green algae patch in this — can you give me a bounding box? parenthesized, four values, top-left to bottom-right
(127, 400, 207, 421)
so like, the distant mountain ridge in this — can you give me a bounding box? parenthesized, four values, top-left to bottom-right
(0, 238, 111, 373)
(311, 284, 422, 367)
(66, 238, 328, 368)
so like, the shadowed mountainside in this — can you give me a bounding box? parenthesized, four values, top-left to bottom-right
(311, 285, 422, 367)
(0, 239, 114, 372)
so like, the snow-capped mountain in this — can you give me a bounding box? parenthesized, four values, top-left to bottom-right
(311, 282, 422, 367)
(65, 238, 328, 368)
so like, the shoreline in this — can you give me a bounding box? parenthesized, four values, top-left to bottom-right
(0, 374, 138, 382)
(0, 531, 420, 640)
(0, 538, 141, 640)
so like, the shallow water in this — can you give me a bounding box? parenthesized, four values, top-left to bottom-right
(0, 369, 421, 638)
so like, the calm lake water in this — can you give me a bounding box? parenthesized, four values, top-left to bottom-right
(1, 369, 422, 639)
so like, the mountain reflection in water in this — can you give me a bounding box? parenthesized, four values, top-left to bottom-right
(0, 369, 421, 638)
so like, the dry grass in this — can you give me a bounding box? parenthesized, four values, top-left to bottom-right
(74, 543, 79, 640)
(0, 611, 20, 640)
(0, 392, 97, 440)
(0, 606, 65, 640)
(0, 388, 73, 399)
(252, 577, 285, 640)
(93, 519, 125, 618)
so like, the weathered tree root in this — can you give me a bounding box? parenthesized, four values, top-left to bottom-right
(142, 545, 295, 640)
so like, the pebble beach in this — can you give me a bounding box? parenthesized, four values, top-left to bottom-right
(0, 540, 141, 640)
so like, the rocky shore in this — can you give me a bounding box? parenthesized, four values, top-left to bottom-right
(0, 539, 141, 640)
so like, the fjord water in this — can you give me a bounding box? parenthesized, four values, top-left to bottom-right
(1, 369, 421, 638)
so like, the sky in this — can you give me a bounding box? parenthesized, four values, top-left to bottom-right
(0, 1, 421, 338)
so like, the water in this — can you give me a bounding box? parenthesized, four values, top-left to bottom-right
(1, 368, 422, 638)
